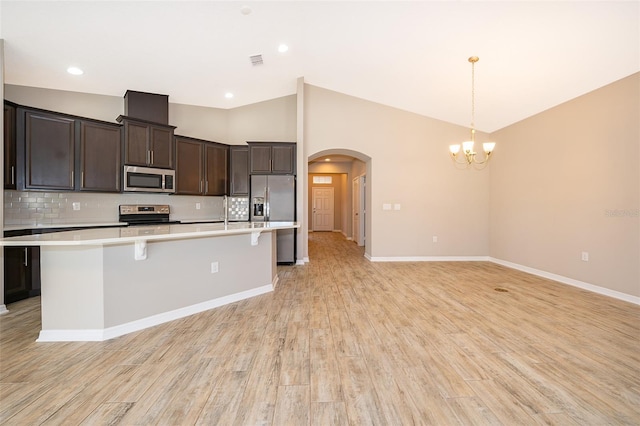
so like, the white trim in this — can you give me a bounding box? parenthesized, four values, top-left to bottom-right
(490, 257, 640, 306)
(272, 274, 279, 290)
(296, 259, 307, 265)
(0, 305, 8, 315)
(36, 284, 274, 342)
(367, 255, 490, 262)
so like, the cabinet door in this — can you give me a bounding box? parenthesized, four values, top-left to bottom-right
(4, 103, 16, 189)
(230, 146, 249, 195)
(205, 144, 228, 196)
(271, 144, 295, 174)
(150, 126, 173, 168)
(4, 247, 31, 304)
(249, 144, 272, 174)
(80, 121, 121, 192)
(25, 111, 75, 190)
(175, 138, 203, 195)
(124, 121, 149, 166)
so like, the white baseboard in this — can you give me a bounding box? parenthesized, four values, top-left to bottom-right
(367, 255, 490, 262)
(0, 305, 8, 315)
(295, 259, 307, 265)
(36, 284, 274, 342)
(490, 257, 640, 306)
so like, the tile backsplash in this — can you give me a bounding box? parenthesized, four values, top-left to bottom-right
(4, 190, 226, 227)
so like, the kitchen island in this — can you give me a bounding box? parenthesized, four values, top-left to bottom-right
(0, 221, 299, 342)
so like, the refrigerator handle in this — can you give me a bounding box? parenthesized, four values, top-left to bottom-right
(265, 187, 270, 220)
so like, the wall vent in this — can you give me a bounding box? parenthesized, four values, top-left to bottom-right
(249, 54, 264, 66)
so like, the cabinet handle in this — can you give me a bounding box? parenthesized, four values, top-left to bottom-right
(146, 151, 150, 164)
(71, 170, 74, 185)
(205, 181, 208, 194)
(11, 166, 14, 184)
(24, 248, 28, 267)
(150, 150, 154, 165)
(81, 171, 85, 186)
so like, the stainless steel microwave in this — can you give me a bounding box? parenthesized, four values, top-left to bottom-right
(123, 165, 175, 193)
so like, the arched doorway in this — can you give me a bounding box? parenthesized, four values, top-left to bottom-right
(303, 149, 372, 261)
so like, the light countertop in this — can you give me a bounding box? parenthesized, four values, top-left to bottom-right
(0, 221, 299, 246)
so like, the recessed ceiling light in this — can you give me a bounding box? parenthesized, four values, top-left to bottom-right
(324, 158, 331, 162)
(240, 5, 252, 15)
(67, 66, 83, 75)
(225, 92, 234, 99)
(278, 44, 289, 53)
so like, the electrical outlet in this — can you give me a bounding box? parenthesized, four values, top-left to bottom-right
(581, 252, 589, 262)
(196, 203, 201, 210)
(432, 236, 438, 243)
(393, 203, 401, 210)
(72, 202, 81, 211)
(211, 262, 219, 273)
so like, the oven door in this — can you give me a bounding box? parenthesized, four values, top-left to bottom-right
(123, 166, 175, 193)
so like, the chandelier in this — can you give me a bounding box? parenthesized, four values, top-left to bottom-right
(449, 56, 496, 166)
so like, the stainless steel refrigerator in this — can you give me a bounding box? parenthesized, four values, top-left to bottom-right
(250, 175, 296, 264)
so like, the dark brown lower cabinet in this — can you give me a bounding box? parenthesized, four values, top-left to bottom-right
(4, 246, 40, 304)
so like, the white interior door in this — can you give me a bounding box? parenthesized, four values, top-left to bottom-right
(312, 187, 334, 231)
(353, 175, 365, 246)
(352, 177, 360, 243)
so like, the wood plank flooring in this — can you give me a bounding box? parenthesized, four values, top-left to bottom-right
(1, 231, 639, 425)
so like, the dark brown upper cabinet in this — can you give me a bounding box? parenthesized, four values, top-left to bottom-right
(118, 116, 175, 169)
(22, 109, 76, 190)
(79, 121, 121, 192)
(248, 142, 295, 175)
(4, 102, 17, 189)
(14, 105, 122, 193)
(229, 145, 249, 196)
(175, 135, 228, 196)
(205, 142, 228, 196)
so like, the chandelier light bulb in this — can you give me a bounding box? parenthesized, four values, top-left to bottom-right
(483, 142, 496, 153)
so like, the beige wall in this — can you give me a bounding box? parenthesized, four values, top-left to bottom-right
(1, 40, 5, 311)
(489, 73, 640, 297)
(4, 85, 295, 146)
(4, 84, 124, 123)
(304, 84, 491, 259)
(227, 95, 297, 145)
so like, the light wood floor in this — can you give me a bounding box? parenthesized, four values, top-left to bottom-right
(1, 232, 639, 425)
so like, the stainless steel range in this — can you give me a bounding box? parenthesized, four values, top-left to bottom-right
(119, 204, 180, 226)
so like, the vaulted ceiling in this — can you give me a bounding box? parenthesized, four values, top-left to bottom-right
(1, 1, 638, 132)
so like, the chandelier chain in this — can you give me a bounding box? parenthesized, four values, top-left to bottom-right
(470, 58, 475, 136)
